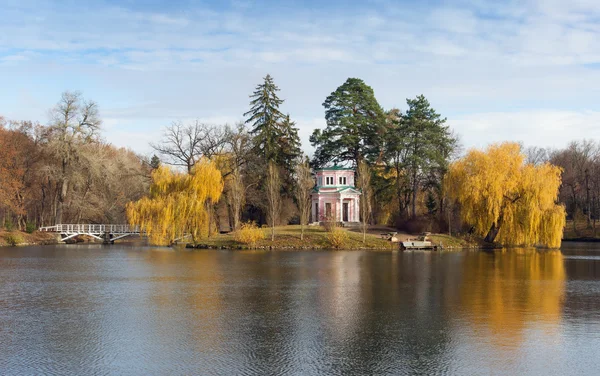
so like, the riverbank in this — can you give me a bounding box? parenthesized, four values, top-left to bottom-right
(0, 226, 478, 250)
(187, 225, 476, 250)
(0, 230, 59, 247)
(562, 220, 600, 242)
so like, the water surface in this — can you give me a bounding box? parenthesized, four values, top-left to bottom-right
(1, 243, 600, 375)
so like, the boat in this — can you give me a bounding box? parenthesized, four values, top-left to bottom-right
(400, 233, 438, 251)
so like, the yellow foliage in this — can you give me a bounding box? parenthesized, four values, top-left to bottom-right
(126, 158, 224, 246)
(461, 250, 565, 347)
(234, 222, 265, 246)
(3, 233, 23, 246)
(445, 142, 566, 248)
(327, 228, 349, 249)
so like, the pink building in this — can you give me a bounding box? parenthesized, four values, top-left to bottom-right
(311, 166, 361, 224)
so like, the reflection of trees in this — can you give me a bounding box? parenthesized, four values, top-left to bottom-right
(561, 246, 600, 315)
(144, 249, 228, 355)
(311, 251, 463, 374)
(460, 250, 565, 346)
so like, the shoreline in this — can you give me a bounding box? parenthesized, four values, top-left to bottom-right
(0, 231, 60, 247)
(562, 238, 600, 243)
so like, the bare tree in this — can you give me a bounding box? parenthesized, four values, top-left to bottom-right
(525, 146, 550, 166)
(227, 167, 245, 231)
(151, 121, 226, 174)
(295, 160, 314, 240)
(48, 91, 101, 224)
(357, 160, 372, 243)
(266, 161, 281, 241)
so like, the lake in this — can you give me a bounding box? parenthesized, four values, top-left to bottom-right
(1, 243, 600, 375)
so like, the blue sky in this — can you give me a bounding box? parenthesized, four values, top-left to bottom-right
(1, 0, 600, 155)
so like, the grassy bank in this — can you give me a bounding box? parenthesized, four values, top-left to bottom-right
(563, 220, 600, 240)
(0, 230, 59, 247)
(189, 225, 473, 250)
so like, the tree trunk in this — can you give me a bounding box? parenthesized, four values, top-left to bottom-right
(396, 164, 403, 220)
(411, 174, 418, 219)
(55, 178, 68, 224)
(271, 221, 275, 241)
(586, 170, 592, 228)
(484, 215, 504, 243)
(300, 224, 304, 240)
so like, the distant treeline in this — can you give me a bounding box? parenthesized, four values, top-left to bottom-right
(0, 76, 591, 236)
(0, 92, 150, 230)
(526, 142, 600, 231)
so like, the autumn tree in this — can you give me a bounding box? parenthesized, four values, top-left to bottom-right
(310, 78, 385, 168)
(227, 167, 245, 231)
(0, 124, 34, 229)
(357, 160, 373, 243)
(127, 159, 224, 245)
(47, 91, 101, 224)
(295, 160, 314, 240)
(445, 143, 566, 248)
(550, 140, 599, 232)
(221, 123, 258, 230)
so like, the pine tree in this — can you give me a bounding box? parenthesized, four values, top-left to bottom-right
(310, 78, 385, 168)
(277, 114, 302, 184)
(150, 154, 160, 170)
(394, 95, 456, 218)
(244, 74, 285, 163)
(244, 75, 301, 196)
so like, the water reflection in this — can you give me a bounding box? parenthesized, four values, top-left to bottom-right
(1, 245, 600, 375)
(460, 250, 565, 338)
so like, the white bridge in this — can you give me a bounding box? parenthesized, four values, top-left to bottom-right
(39, 224, 143, 243)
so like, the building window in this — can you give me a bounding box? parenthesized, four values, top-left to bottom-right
(318, 177, 322, 186)
(326, 176, 333, 185)
(339, 176, 347, 185)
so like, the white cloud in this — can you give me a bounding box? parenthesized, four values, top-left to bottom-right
(450, 110, 600, 151)
(2, 0, 600, 155)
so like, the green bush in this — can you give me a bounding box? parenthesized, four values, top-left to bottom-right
(25, 222, 36, 234)
(4, 233, 23, 246)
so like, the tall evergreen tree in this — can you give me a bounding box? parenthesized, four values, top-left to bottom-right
(243, 74, 285, 163)
(243, 75, 302, 225)
(393, 95, 456, 218)
(277, 114, 302, 175)
(310, 78, 385, 168)
(244, 75, 301, 188)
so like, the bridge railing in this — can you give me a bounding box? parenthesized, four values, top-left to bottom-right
(39, 224, 141, 234)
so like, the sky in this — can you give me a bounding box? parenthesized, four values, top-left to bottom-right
(1, 0, 600, 156)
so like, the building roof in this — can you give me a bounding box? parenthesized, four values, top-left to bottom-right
(313, 186, 361, 194)
(314, 165, 354, 172)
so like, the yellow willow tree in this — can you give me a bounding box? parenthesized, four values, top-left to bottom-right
(444, 142, 566, 248)
(126, 159, 224, 246)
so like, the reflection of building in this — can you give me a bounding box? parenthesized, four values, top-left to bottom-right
(311, 166, 361, 223)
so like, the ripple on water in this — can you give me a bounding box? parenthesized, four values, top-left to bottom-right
(2, 245, 600, 375)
